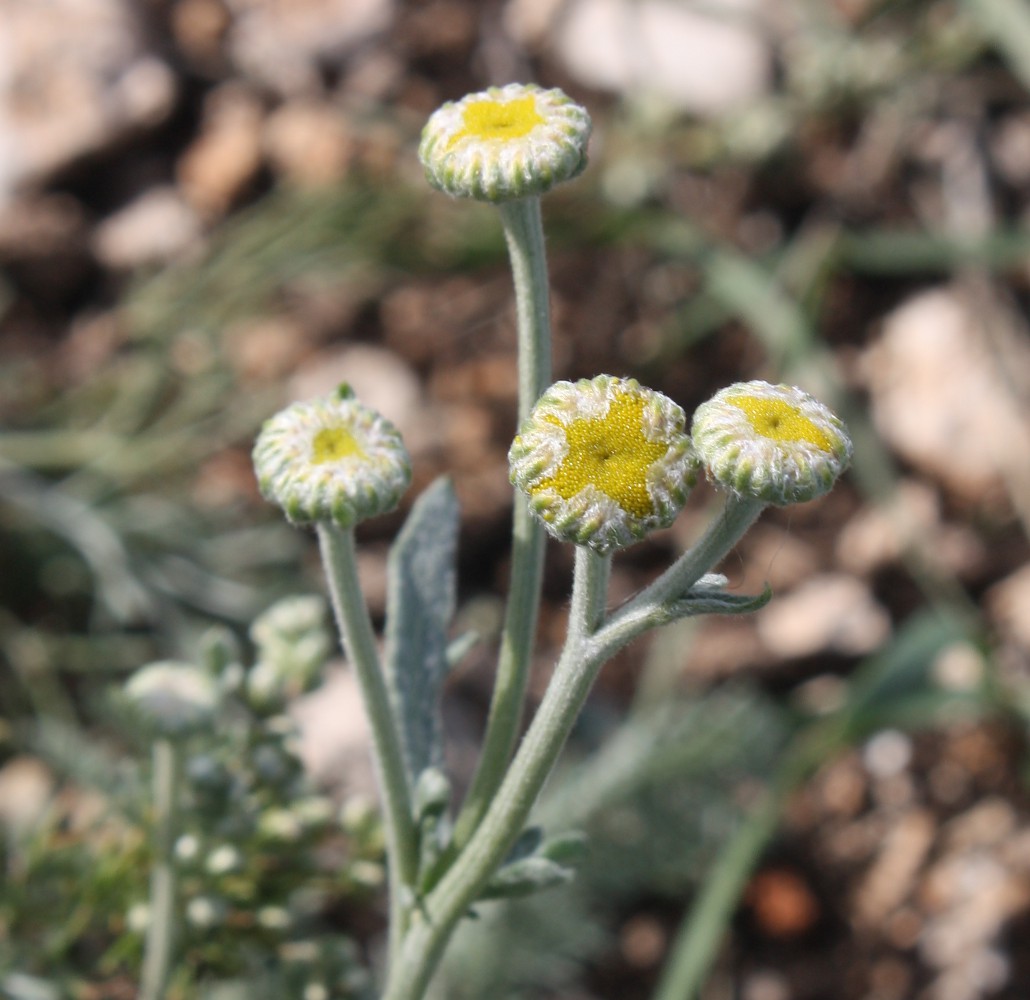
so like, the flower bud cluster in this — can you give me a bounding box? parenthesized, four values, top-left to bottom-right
(507, 375, 851, 552)
(246, 595, 331, 710)
(123, 627, 376, 986)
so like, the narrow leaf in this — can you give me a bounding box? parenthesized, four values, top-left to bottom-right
(668, 583, 773, 618)
(479, 856, 577, 901)
(383, 477, 460, 784)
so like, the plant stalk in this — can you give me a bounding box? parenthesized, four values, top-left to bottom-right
(650, 716, 850, 1000)
(593, 495, 767, 660)
(650, 786, 784, 1000)
(317, 522, 418, 963)
(383, 548, 611, 1000)
(453, 196, 552, 848)
(140, 738, 182, 1000)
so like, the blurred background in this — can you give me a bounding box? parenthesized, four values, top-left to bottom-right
(2, 0, 1030, 998)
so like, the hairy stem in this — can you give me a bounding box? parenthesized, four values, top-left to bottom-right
(454, 197, 552, 848)
(317, 523, 417, 962)
(594, 495, 766, 661)
(383, 549, 611, 1000)
(140, 738, 182, 1000)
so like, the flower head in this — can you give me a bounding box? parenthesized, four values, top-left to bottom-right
(510, 375, 698, 555)
(253, 384, 411, 528)
(124, 661, 220, 738)
(691, 381, 852, 505)
(419, 83, 592, 202)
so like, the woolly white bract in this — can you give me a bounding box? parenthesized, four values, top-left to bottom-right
(419, 83, 592, 202)
(252, 384, 411, 528)
(509, 375, 697, 555)
(691, 381, 852, 506)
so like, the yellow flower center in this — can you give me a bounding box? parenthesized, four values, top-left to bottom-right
(452, 95, 545, 146)
(729, 396, 835, 451)
(533, 393, 666, 517)
(312, 426, 367, 465)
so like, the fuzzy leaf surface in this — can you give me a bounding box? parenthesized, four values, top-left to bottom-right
(384, 477, 460, 785)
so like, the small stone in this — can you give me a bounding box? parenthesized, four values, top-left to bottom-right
(862, 730, 913, 780)
(932, 643, 985, 693)
(741, 970, 791, 1000)
(794, 674, 849, 716)
(223, 315, 314, 384)
(0, 195, 90, 299)
(549, 0, 771, 118)
(745, 867, 820, 938)
(853, 808, 934, 926)
(836, 480, 936, 571)
(863, 288, 1030, 504)
(943, 799, 1017, 852)
(619, 914, 666, 969)
(172, 0, 232, 63)
(832, 479, 984, 576)
(92, 186, 202, 268)
(177, 84, 264, 217)
(0, 757, 53, 835)
(757, 573, 891, 658)
(264, 100, 354, 186)
(226, 0, 395, 95)
(429, 355, 519, 405)
(292, 667, 375, 795)
(990, 111, 1030, 187)
(503, 0, 569, 45)
(745, 526, 820, 590)
(867, 956, 915, 1000)
(0, 0, 176, 201)
(985, 563, 1030, 652)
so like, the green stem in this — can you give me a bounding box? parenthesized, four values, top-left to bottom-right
(501, 197, 552, 420)
(650, 786, 785, 1000)
(650, 719, 847, 1000)
(317, 523, 417, 962)
(453, 197, 551, 848)
(383, 549, 611, 1000)
(140, 738, 182, 1000)
(570, 546, 611, 639)
(593, 495, 767, 661)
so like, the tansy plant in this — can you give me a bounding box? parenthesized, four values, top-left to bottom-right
(133, 83, 852, 1000)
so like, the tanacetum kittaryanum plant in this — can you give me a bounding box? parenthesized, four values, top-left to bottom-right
(126, 80, 855, 1000)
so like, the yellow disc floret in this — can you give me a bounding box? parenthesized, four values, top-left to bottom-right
(534, 395, 666, 518)
(692, 381, 852, 506)
(452, 95, 545, 146)
(728, 395, 836, 452)
(312, 426, 367, 465)
(510, 376, 698, 555)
